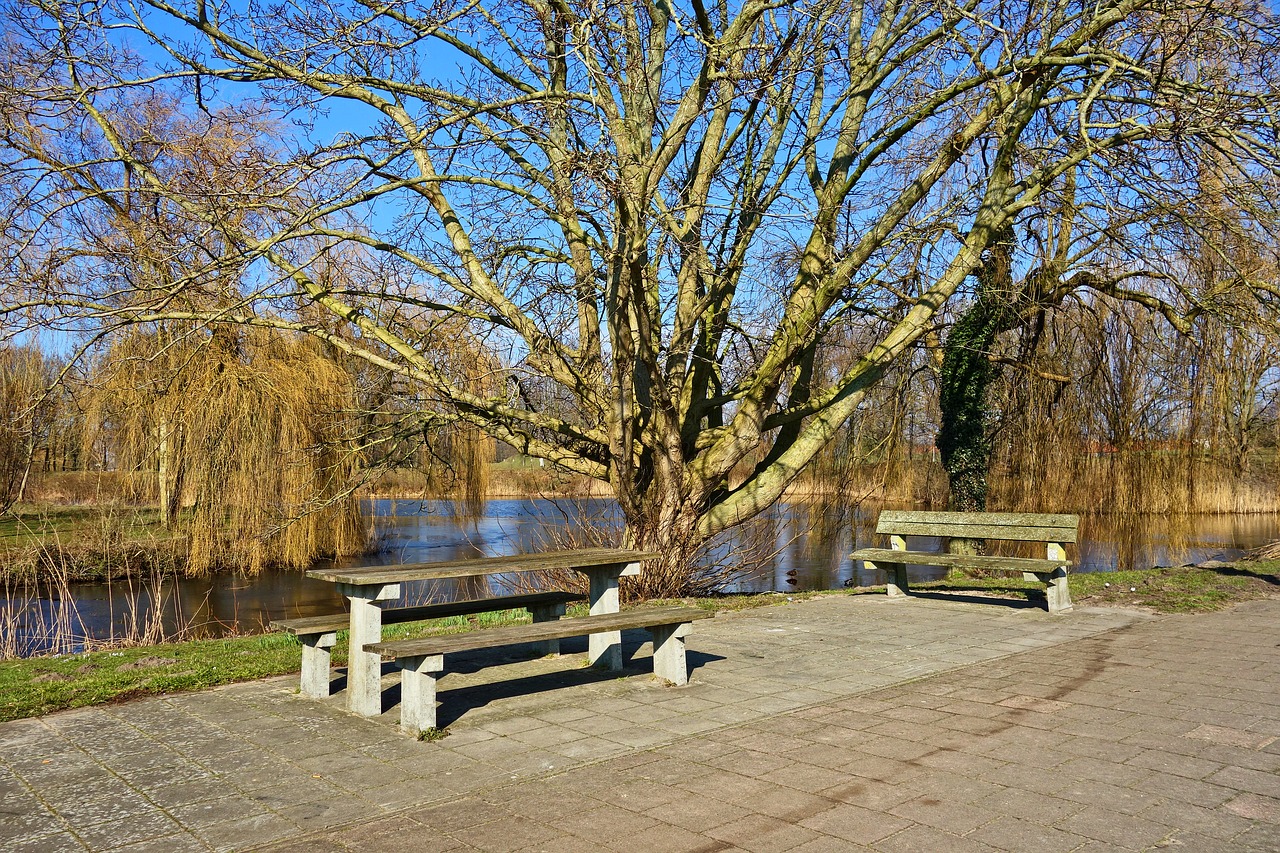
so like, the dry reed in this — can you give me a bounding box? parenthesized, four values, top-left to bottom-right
(0, 519, 177, 659)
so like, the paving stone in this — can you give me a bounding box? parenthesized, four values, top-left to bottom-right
(110, 831, 213, 852)
(196, 811, 302, 852)
(704, 812, 824, 852)
(74, 811, 186, 850)
(1223, 792, 1280, 823)
(821, 777, 919, 812)
(872, 823, 999, 852)
(594, 820, 705, 852)
(798, 802, 912, 845)
(967, 815, 1089, 853)
(456, 813, 562, 852)
(4, 831, 89, 852)
(1054, 804, 1176, 848)
(887, 795, 998, 834)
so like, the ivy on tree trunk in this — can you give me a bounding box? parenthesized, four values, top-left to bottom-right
(937, 229, 1017, 513)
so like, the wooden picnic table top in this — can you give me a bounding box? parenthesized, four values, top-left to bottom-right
(306, 547, 659, 586)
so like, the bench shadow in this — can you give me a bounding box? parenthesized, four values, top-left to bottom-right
(908, 588, 1044, 610)
(371, 628, 725, 727)
(1209, 564, 1280, 586)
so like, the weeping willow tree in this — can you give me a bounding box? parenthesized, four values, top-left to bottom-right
(85, 325, 369, 575)
(0, 344, 58, 511)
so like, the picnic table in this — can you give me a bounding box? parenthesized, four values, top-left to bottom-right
(304, 548, 657, 717)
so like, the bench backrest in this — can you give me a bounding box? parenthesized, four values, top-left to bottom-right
(875, 510, 1079, 543)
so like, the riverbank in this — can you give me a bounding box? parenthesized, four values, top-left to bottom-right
(4, 559, 1276, 724)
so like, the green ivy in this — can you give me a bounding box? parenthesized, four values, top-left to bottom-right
(937, 229, 1017, 511)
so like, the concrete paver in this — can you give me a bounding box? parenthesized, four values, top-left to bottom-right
(3, 594, 1280, 850)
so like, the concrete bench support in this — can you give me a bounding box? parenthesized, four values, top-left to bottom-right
(529, 602, 567, 656)
(649, 622, 693, 686)
(300, 632, 338, 698)
(398, 654, 445, 735)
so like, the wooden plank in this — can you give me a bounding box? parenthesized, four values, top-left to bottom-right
(306, 548, 659, 585)
(874, 511, 1079, 542)
(850, 548, 1070, 572)
(875, 517, 1075, 537)
(269, 590, 586, 635)
(369, 606, 711, 659)
(877, 510, 1080, 527)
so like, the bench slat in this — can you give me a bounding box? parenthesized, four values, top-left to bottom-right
(269, 590, 586, 635)
(850, 548, 1070, 572)
(874, 511, 1079, 543)
(306, 548, 659, 585)
(369, 605, 711, 659)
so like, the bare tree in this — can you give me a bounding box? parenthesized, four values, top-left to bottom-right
(3, 0, 1280, 592)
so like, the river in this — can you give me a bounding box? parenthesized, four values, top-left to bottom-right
(5, 499, 1278, 656)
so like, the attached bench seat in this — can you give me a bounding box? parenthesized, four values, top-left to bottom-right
(270, 590, 586, 698)
(368, 605, 712, 735)
(850, 511, 1080, 614)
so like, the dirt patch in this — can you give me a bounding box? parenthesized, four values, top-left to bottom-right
(33, 672, 72, 683)
(116, 656, 180, 671)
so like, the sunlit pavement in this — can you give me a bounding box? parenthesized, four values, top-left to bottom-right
(5, 593, 1280, 851)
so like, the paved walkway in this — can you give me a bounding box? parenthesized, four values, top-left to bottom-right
(3, 593, 1280, 851)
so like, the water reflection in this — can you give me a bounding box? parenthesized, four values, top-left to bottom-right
(5, 498, 1277, 655)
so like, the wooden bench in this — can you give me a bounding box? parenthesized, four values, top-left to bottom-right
(368, 605, 712, 735)
(850, 511, 1080, 614)
(270, 590, 586, 699)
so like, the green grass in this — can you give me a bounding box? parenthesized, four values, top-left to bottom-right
(1, 503, 172, 546)
(1067, 560, 1280, 612)
(0, 633, 305, 722)
(0, 605, 591, 723)
(0, 503, 186, 582)
(3, 560, 1278, 723)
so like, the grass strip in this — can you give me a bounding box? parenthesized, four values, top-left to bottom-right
(2, 560, 1277, 723)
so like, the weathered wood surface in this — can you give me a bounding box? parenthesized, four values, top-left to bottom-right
(306, 548, 658, 585)
(847, 548, 1070, 572)
(873, 511, 1080, 543)
(369, 606, 711, 659)
(270, 590, 587, 636)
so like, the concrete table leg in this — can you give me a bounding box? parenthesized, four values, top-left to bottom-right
(336, 582, 400, 717)
(529, 603, 566, 656)
(580, 561, 641, 671)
